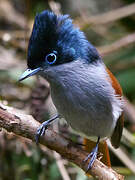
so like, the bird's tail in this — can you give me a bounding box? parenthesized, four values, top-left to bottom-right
(83, 138, 111, 167)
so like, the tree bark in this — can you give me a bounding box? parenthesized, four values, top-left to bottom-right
(0, 103, 124, 180)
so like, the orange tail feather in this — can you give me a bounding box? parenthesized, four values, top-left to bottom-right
(83, 138, 111, 167)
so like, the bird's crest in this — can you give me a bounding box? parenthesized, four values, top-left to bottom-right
(27, 10, 100, 69)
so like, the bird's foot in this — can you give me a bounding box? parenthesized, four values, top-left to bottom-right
(35, 121, 49, 144)
(83, 137, 100, 172)
(83, 146, 98, 172)
(35, 114, 59, 144)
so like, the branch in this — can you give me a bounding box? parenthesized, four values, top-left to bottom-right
(123, 97, 135, 124)
(0, 103, 124, 180)
(97, 33, 135, 56)
(107, 140, 135, 174)
(0, 0, 26, 29)
(76, 3, 135, 27)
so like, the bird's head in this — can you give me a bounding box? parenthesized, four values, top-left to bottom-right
(19, 10, 100, 81)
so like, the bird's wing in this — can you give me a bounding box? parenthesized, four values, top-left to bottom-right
(106, 68, 124, 148)
(111, 113, 124, 148)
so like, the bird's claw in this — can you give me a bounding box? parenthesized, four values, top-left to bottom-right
(83, 152, 93, 162)
(83, 146, 98, 172)
(35, 114, 59, 144)
(35, 121, 49, 144)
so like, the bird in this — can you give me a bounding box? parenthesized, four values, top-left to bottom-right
(19, 10, 124, 172)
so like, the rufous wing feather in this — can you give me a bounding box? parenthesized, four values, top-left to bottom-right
(106, 68, 124, 148)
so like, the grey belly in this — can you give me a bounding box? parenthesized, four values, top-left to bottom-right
(51, 90, 115, 138)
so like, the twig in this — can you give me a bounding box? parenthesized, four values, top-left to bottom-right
(123, 97, 135, 124)
(53, 152, 71, 180)
(123, 128, 135, 147)
(107, 140, 135, 174)
(110, 60, 135, 73)
(48, 0, 62, 15)
(76, 3, 135, 27)
(52, 112, 71, 180)
(0, 0, 26, 29)
(0, 30, 30, 40)
(0, 103, 124, 180)
(97, 33, 135, 56)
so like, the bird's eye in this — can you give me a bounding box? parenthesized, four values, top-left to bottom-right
(45, 53, 57, 64)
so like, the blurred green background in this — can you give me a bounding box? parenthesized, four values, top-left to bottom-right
(0, 0, 135, 179)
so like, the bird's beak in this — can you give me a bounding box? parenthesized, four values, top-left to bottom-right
(19, 67, 41, 81)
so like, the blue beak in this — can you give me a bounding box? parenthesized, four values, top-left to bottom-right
(19, 67, 41, 81)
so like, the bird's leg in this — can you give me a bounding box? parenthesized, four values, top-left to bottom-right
(35, 114, 60, 144)
(84, 137, 100, 172)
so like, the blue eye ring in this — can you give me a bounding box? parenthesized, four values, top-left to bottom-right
(45, 52, 57, 64)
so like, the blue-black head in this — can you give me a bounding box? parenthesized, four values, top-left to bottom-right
(19, 10, 100, 81)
